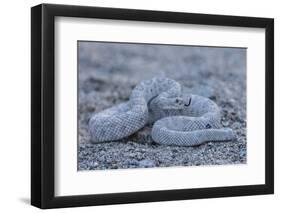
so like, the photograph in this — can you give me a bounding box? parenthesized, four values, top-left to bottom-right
(78, 41, 247, 171)
(30, 3, 274, 209)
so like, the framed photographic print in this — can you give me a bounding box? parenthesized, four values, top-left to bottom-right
(31, 3, 274, 209)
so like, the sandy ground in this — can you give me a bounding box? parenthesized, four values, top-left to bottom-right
(78, 42, 247, 170)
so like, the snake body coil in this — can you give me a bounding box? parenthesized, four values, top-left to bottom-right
(89, 78, 234, 146)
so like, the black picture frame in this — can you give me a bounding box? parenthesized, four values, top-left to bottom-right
(31, 3, 274, 209)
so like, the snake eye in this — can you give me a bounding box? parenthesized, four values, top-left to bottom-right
(176, 99, 179, 103)
(206, 124, 211, 129)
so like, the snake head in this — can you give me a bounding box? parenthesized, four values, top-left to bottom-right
(155, 97, 188, 110)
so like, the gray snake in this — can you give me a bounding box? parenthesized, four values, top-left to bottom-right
(88, 78, 234, 146)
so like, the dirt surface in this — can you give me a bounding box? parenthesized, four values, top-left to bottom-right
(78, 42, 247, 170)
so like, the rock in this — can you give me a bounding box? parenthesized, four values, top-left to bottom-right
(232, 122, 241, 130)
(239, 148, 247, 158)
(129, 159, 139, 166)
(222, 120, 229, 127)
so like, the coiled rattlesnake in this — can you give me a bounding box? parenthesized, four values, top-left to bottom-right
(89, 78, 234, 146)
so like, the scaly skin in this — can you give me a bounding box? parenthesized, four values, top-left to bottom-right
(88, 78, 234, 146)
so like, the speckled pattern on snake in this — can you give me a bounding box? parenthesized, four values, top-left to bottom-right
(89, 78, 235, 146)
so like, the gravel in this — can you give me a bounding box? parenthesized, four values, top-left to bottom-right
(78, 42, 247, 171)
